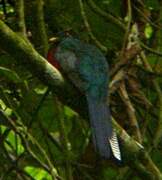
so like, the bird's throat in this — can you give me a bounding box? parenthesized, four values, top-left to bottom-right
(47, 48, 61, 70)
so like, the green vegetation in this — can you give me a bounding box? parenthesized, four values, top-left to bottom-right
(0, 0, 162, 179)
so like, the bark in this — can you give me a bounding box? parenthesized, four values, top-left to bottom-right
(0, 20, 63, 89)
(25, 0, 49, 56)
(15, 0, 26, 36)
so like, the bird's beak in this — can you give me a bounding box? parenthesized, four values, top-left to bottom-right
(49, 37, 59, 43)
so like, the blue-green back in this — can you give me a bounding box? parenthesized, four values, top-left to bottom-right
(58, 37, 109, 101)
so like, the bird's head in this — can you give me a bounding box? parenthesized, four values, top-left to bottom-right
(47, 29, 73, 70)
(47, 31, 80, 71)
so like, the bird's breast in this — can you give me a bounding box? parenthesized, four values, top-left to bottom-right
(55, 47, 78, 72)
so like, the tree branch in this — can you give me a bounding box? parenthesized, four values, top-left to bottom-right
(78, 0, 107, 52)
(0, 20, 64, 88)
(15, 0, 26, 36)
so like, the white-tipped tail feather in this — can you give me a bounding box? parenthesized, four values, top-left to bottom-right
(109, 130, 121, 161)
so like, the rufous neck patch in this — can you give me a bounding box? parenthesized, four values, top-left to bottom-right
(47, 48, 61, 70)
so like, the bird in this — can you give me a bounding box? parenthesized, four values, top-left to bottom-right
(47, 36, 121, 161)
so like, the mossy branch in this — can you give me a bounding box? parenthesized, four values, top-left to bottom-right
(15, 0, 26, 36)
(33, 0, 49, 56)
(0, 20, 64, 89)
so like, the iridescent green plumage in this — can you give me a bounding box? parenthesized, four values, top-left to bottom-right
(55, 37, 121, 160)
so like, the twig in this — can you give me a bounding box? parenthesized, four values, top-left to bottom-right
(120, 0, 132, 58)
(78, 0, 107, 52)
(141, 42, 162, 57)
(140, 152, 162, 179)
(25, 132, 60, 179)
(86, 0, 125, 30)
(130, 161, 154, 180)
(140, 51, 162, 148)
(113, 118, 162, 179)
(55, 99, 73, 180)
(119, 81, 142, 142)
(33, 0, 49, 56)
(27, 87, 50, 130)
(39, 122, 63, 152)
(110, 44, 141, 77)
(135, 64, 162, 77)
(134, 5, 162, 29)
(0, 110, 61, 180)
(109, 69, 125, 95)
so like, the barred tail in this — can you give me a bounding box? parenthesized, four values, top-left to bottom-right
(109, 130, 121, 161)
(86, 94, 121, 160)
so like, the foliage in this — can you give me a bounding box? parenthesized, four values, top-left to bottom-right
(0, 0, 162, 179)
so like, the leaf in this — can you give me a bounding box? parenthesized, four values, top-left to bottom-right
(144, 23, 153, 39)
(4, 129, 25, 155)
(0, 66, 21, 83)
(24, 166, 53, 180)
(145, 0, 160, 10)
